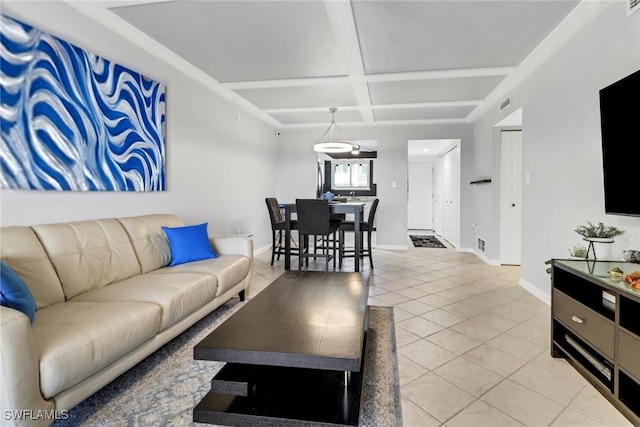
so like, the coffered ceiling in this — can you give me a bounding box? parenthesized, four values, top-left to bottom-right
(97, 0, 580, 128)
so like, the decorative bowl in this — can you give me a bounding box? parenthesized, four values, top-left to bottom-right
(622, 250, 640, 263)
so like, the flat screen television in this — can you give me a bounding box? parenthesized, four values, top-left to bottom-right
(599, 69, 640, 217)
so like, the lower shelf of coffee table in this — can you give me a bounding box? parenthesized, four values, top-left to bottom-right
(194, 363, 364, 427)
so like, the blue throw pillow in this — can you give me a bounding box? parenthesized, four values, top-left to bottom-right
(162, 223, 218, 267)
(0, 261, 36, 324)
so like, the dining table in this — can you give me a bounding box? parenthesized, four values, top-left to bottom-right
(279, 201, 366, 272)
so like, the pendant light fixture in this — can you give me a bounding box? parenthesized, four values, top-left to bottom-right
(313, 107, 353, 153)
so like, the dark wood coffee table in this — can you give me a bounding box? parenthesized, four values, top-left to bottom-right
(193, 270, 370, 426)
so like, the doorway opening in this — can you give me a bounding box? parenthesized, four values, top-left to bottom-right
(407, 139, 461, 248)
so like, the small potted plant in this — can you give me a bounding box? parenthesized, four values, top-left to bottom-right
(545, 259, 553, 275)
(568, 244, 588, 259)
(574, 221, 624, 260)
(546, 245, 590, 278)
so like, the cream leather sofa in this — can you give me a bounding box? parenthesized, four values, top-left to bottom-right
(0, 214, 253, 426)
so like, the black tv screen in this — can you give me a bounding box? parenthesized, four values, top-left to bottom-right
(599, 69, 640, 217)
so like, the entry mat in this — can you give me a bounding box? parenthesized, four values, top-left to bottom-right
(410, 235, 447, 248)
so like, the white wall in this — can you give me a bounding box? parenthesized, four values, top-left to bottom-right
(408, 155, 439, 164)
(469, 124, 521, 261)
(0, 1, 278, 250)
(471, 2, 640, 297)
(275, 124, 474, 249)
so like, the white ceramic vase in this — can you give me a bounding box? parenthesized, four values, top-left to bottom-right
(585, 237, 614, 261)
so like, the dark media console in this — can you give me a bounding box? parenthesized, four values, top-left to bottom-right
(551, 260, 640, 425)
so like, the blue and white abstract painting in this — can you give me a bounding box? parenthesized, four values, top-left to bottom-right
(0, 14, 166, 191)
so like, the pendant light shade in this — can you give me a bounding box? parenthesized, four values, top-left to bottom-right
(314, 108, 353, 153)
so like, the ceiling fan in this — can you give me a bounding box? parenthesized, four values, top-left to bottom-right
(322, 142, 376, 159)
(345, 140, 377, 157)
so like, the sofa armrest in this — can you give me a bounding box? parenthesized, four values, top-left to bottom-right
(210, 236, 253, 258)
(0, 307, 55, 427)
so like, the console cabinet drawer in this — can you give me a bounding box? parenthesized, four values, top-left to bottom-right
(619, 329, 640, 381)
(553, 289, 614, 360)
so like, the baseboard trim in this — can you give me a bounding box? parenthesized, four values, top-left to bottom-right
(519, 278, 551, 306)
(376, 244, 409, 251)
(459, 247, 501, 266)
(254, 244, 271, 256)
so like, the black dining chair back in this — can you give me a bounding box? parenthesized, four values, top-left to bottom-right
(295, 199, 339, 270)
(266, 197, 284, 226)
(295, 199, 331, 235)
(367, 198, 379, 226)
(339, 198, 379, 269)
(265, 197, 298, 265)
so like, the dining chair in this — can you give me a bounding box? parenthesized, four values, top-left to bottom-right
(265, 198, 298, 266)
(339, 198, 379, 269)
(316, 198, 345, 257)
(295, 199, 339, 271)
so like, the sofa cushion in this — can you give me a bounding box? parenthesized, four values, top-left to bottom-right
(32, 219, 141, 299)
(152, 255, 250, 297)
(163, 223, 218, 267)
(0, 226, 65, 309)
(117, 214, 184, 274)
(0, 261, 37, 323)
(71, 271, 218, 330)
(33, 301, 161, 399)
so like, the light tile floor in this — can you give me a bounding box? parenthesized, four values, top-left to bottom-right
(248, 233, 633, 427)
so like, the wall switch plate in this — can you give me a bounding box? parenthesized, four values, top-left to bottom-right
(392, 182, 397, 188)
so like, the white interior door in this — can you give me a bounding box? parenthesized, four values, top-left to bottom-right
(408, 163, 433, 229)
(443, 145, 460, 247)
(500, 130, 522, 265)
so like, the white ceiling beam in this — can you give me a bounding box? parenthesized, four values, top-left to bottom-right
(282, 118, 467, 129)
(371, 100, 482, 110)
(223, 70, 512, 91)
(92, 0, 174, 8)
(263, 100, 481, 114)
(264, 105, 361, 114)
(366, 66, 515, 83)
(221, 67, 513, 91)
(222, 76, 351, 90)
(323, 0, 374, 123)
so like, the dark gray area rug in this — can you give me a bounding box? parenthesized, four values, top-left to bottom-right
(409, 235, 447, 248)
(53, 301, 401, 427)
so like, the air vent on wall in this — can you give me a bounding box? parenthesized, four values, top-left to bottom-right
(629, 0, 639, 15)
(477, 237, 486, 253)
(499, 96, 511, 112)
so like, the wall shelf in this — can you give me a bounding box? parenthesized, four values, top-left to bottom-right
(470, 178, 492, 185)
